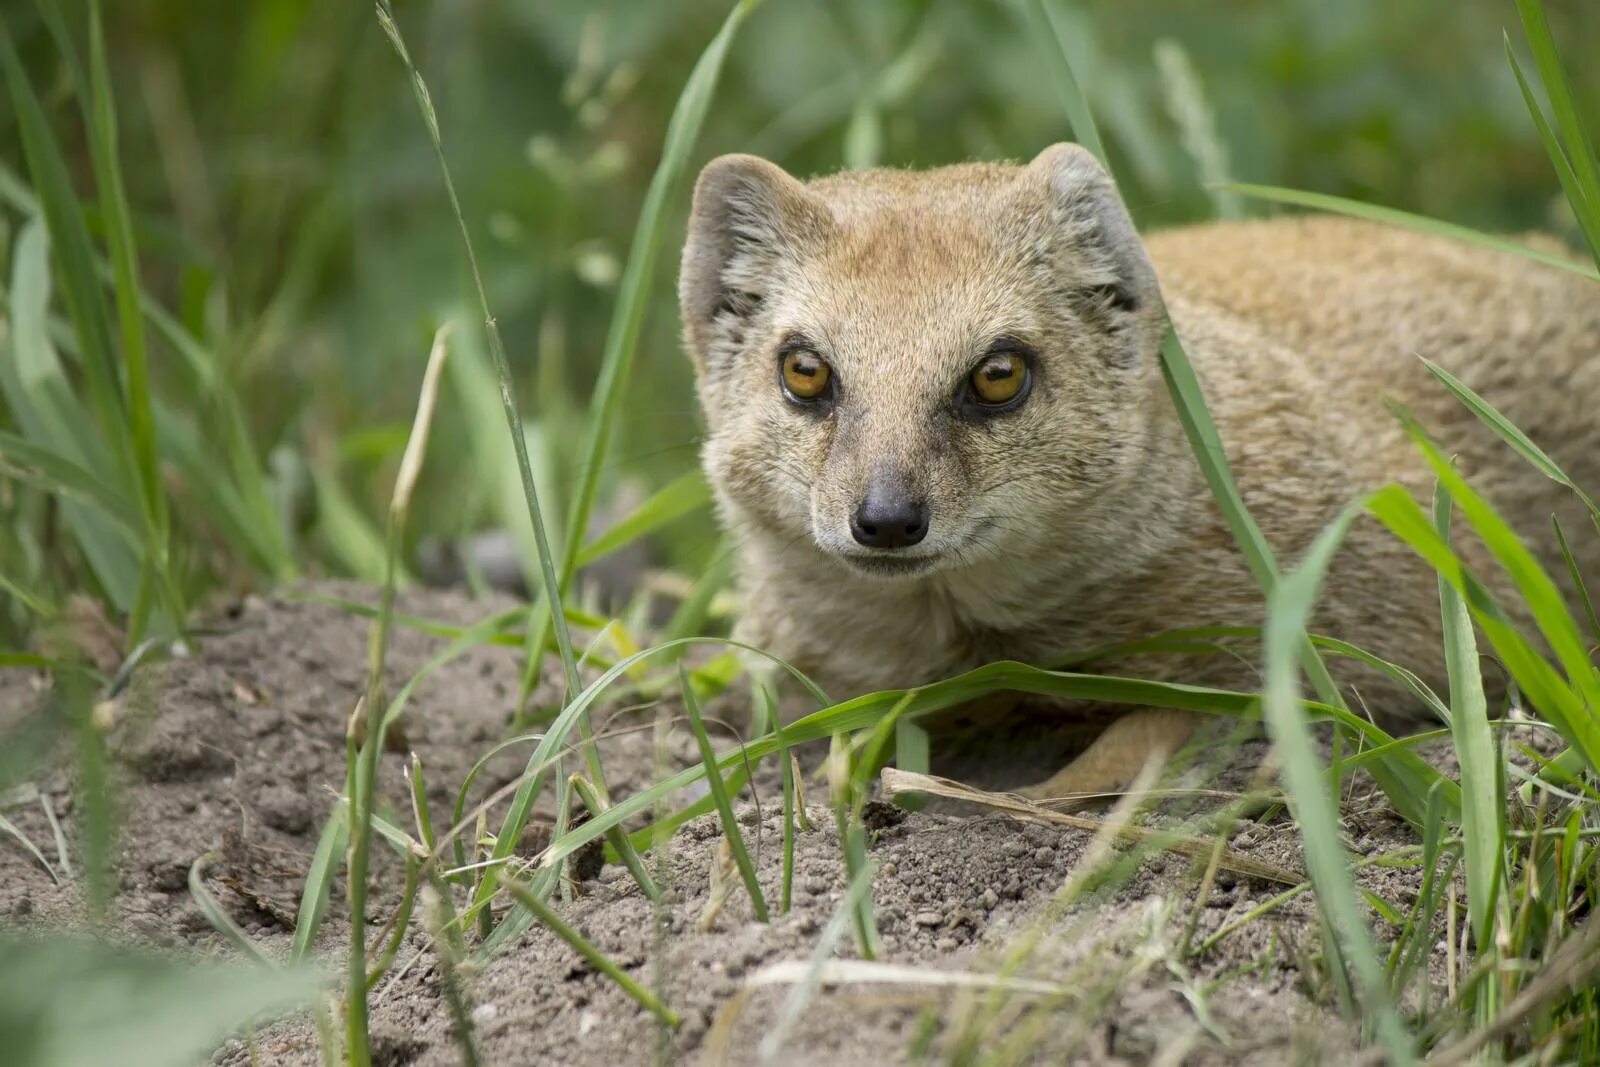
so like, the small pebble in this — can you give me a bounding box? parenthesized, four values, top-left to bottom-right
(936, 937, 959, 952)
(914, 910, 943, 928)
(981, 888, 999, 910)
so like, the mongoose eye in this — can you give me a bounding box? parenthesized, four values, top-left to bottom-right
(967, 351, 1030, 408)
(780, 348, 833, 404)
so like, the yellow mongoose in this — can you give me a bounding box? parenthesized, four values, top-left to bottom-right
(677, 144, 1600, 800)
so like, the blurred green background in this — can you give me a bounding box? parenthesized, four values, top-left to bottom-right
(1, 0, 1594, 641)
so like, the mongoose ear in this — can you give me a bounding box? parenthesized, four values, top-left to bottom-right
(1025, 143, 1164, 362)
(679, 154, 828, 372)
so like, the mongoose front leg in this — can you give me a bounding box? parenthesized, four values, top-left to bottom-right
(1017, 708, 1199, 806)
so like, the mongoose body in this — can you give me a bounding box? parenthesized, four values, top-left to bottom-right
(678, 145, 1600, 797)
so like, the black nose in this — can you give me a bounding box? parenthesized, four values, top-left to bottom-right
(850, 491, 930, 549)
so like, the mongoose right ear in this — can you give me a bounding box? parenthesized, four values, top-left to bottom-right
(679, 154, 829, 372)
(1025, 144, 1164, 365)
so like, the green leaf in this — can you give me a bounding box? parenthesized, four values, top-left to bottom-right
(0, 20, 130, 474)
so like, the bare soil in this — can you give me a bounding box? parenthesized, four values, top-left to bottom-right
(0, 584, 1432, 1065)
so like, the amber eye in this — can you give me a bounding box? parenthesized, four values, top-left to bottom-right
(968, 351, 1029, 407)
(780, 348, 833, 403)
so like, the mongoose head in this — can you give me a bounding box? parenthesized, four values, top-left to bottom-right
(678, 144, 1169, 582)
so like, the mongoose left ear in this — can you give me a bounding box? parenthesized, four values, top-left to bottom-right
(1026, 144, 1164, 363)
(679, 154, 831, 375)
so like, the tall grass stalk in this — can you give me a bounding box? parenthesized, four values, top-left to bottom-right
(1222, 183, 1599, 282)
(520, 0, 763, 706)
(476, 0, 765, 949)
(0, 17, 182, 629)
(1511, 0, 1600, 263)
(1261, 504, 1415, 1062)
(682, 666, 768, 922)
(343, 324, 450, 1065)
(83, 0, 168, 642)
(373, 0, 581, 705)
(1433, 481, 1505, 1014)
(502, 878, 682, 1028)
(555, 0, 766, 590)
(1024, 0, 1352, 704)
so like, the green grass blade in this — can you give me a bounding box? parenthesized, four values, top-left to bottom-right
(502, 878, 680, 1028)
(0, 13, 186, 636)
(1552, 515, 1600, 645)
(570, 774, 661, 905)
(374, 1, 582, 705)
(189, 853, 273, 964)
(85, 0, 169, 581)
(524, 638, 1448, 874)
(1504, 38, 1600, 263)
(556, 0, 763, 593)
(1420, 357, 1600, 520)
(407, 754, 437, 852)
(1024, 24, 1355, 736)
(1368, 484, 1600, 772)
(0, 160, 291, 582)
(1223, 183, 1599, 282)
(1023, 0, 1109, 169)
(681, 665, 768, 922)
(1433, 483, 1503, 956)
(309, 465, 400, 584)
(1398, 410, 1600, 720)
(1512, 0, 1600, 258)
(0, 19, 129, 472)
(575, 469, 712, 568)
(1156, 331, 1351, 719)
(291, 800, 349, 964)
(0, 431, 144, 535)
(1261, 503, 1415, 1062)
(0, 934, 321, 1067)
(342, 323, 449, 1067)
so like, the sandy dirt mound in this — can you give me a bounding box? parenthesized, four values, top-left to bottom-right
(0, 586, 1423, 1065)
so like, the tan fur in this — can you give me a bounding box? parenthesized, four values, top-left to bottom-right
(678, 144, 1600, 801)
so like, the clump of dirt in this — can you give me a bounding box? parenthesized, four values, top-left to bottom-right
(0, 585, 1427, 1065)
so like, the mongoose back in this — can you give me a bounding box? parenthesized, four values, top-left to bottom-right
(677, 144, 1600, 798)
